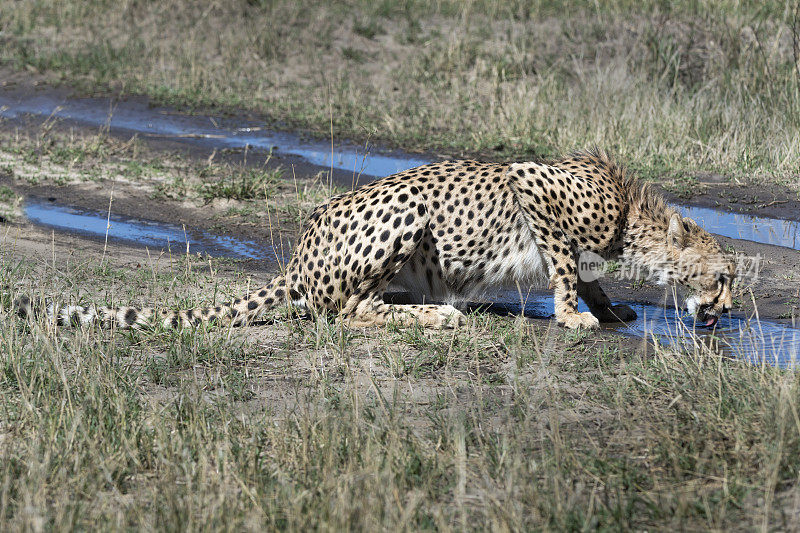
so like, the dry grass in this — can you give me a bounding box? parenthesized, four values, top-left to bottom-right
(2, 243, 800, 530)
(0, 129, 798, 528)
(1, 1, 799, 182)
(3, 2, 800, 529)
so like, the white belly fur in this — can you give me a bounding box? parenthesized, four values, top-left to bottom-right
(394, 241, 550, 302)
(487, 241, 550, 289)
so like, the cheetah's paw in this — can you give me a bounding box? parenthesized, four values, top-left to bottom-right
(428, 305, 467, 328)
(593, 304, 637, 323)
(557, 311, 600, 330)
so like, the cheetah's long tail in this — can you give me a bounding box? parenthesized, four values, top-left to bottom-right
(15, 275, 293, 329)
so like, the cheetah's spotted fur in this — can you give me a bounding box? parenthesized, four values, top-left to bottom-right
(17, 149, 736, 330)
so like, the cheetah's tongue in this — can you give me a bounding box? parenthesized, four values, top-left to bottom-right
(705, 316, 718, 327)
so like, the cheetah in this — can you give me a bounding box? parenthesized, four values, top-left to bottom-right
(17, 149, 735, 330)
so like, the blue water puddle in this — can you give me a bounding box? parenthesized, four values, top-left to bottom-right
(0, 93, 429, 179)
(677, 205, 800, 251)
(25, 201, 284, 262)
(486, 290, 800, 368)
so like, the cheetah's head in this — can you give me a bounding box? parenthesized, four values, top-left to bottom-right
(665, 213, 735, 327)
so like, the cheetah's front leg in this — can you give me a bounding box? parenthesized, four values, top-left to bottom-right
(577, 279, 637, 323)
(552, 269, 599, 329)
(539, 231, 599, 329)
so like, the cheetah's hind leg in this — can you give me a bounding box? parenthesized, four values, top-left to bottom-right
(341, 294, 465, 328)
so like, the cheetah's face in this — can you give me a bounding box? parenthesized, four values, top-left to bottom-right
(668, 214, 735, 327)
(682, 258, 735, 327)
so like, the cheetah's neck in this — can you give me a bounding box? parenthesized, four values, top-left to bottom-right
(619, 191, 680, 285)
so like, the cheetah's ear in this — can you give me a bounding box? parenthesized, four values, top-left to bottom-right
(667, 213, 686, 250)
